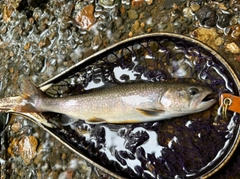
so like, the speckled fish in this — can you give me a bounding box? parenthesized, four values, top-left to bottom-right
(0, 79, 216, 124)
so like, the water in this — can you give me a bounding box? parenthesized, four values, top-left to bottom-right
(42, 35, 239, 178)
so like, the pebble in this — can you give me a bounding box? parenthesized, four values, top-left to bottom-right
(11, 122, 22, 133)
(226, 42, 240, 54)
(217, 13, 231, 29)
(128, 31, 133, 37)
(8, 136, 38, 165)
(224, 24, 240, 39)
(190, 27, 221, 50)
(38, 38, 51, 48)
(230, 0, 240, 11)
(215, 37, 224, 46)
(3, 6, 13, 22)
(18, 136, 38, 165)
(99, 0, 115, 7)
(127, 9, 139, 19)
(190, 3, 200, 12)
(195, 6, 217, 27)
(91, 35, 102, 50)
(132, 20, 140, 31)
(114, 17, 123, 28)
(75, 4, 96, 30)
(131, 0, 145, 7)
(24, 42, 31, 51)
(145, 0, 153, 5)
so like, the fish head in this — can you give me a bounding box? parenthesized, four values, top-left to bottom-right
(159, 85, 216, 113)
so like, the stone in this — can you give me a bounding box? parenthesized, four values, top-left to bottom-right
(195, 6, 217, 27)
(191, 27, 221, 50)
(224, 24, 240, 39)
(226, 42, 240, 54)
(230, 0, 240, 11)
(132, 20, 140, 31)
(132, 0, 145, 7)
(75, 4, 96, 30)
(190, 3, 200, 12)
(215, 37, 224, 46)
(127, 9, 139, 19)
(99, 0, 115, 7)
(18, 136, 38, 165)
(217, 13, 231, 29)
(3, 6, 14, 22)
(11, 122, 21, 133)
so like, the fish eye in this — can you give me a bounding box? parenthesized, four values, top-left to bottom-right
(188, 87, 199, 96)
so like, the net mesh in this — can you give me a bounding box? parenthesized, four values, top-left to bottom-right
(42, 35, 239, 178)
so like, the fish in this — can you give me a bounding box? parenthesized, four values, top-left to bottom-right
(0, 79, 216, 124)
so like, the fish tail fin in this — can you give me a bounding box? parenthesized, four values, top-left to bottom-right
(0, 78, 45, 113)
(15, 78, 46, 112)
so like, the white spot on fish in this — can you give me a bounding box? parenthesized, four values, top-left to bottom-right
(65, 100, 78, 106)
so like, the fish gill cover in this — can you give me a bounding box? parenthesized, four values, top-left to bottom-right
(42, 35, 238, 178)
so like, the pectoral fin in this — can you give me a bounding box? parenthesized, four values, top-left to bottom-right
(136, 108, 165, 116)
(86, 117, 106, 124)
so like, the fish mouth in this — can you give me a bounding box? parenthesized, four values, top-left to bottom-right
(195, 91, 217, 111)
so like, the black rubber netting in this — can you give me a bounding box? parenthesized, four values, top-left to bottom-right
(40, 35, 239, 179)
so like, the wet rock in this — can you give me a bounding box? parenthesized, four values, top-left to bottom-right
(190, 3, 200, 12)
(24, 42, 31, 51)
(99, 0, 115, 7)
(164, 0, 187, 9)
(145, 0, 153, 5)
(112, 31, 122, 42)
(3, 6, 14, 22)
(226, 42, 240, 54)
(230, 0, 240, 11)
(121, 11, 128, 19)
(132, 20, 140, 31)
(32, 56, 46, 73)
(235, 55, 240, 62)
(114, 17, 123, 28)
(75, 4, 96, 30)
(127, 9, 139, 19)
(91, 35, 102, 51)
(182, 7, 193, 19)
(217, 13, 231, 29)
(215, 37, 224, 46)
(38, 37, 51, 48)
(8, 136, 38, 165)
(173, 17, 189, 34)
(18, 136, 38, 165)
(132, 0, 145, 7)
(26, 0, 49, 8)
(195, 6, 217, 27)
(191, 27, 221, 50)
(224, 24, 240, 40)
(11, 122, 22, 133)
